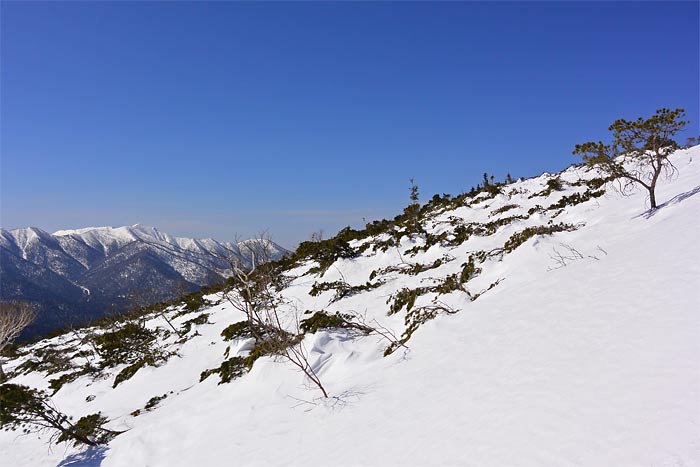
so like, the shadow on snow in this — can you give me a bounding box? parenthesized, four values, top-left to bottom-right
(638, 185, 700, 219)
(56, 446, 108, 467)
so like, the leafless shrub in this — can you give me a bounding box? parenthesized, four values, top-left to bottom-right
(220, 233, 330, 398)
(0, 302, 36, 381)
(547, 243, 608, 270)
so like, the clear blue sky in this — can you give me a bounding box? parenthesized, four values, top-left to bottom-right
(1, 1, 698, 248)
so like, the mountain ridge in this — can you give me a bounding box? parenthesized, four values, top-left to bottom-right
(2, 147, 698, 466)
(0, 225, 288, 338)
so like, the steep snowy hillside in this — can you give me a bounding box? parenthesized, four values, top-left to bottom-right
(0, 226, 288, 337)
(1, 148, 698, 467)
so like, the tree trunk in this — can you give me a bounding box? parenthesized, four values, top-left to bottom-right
(0, 361, 5, 382)
(649, 187, 657, 209)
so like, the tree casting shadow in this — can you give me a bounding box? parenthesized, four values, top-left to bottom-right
(639, 185, 700, 219)
(56, 446, 108, 467)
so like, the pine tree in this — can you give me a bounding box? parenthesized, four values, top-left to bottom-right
(409, 177, 419, 205)
(573, 108, 689, 209)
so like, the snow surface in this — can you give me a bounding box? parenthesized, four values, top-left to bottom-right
(2, 148, 699, 467)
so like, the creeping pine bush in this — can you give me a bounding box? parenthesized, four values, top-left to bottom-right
(369, 255, 453, 280)
(131, 393, 171, 417)
(387, 252, 487, 315)
(200, 357, 249, 384)
(301, 237, 359, 276)
(56, 413, 115, 447)
(0, 383, 119, 446)
(299, 310, 373, 335)
(582, 176, 614, 190)
(308, 280, 383, 303)
(503, 223, 578, 253)
(547, 189, 605, 210)
(202, 330, 301, 385)
(112, 361, 147, 388)
(490, 204, 519, 216)
(144, 393, 168, 410)
(384, 304, 444, 356)
(180, 313, 210, 335)
(530, 177, 564, 198)
(92, 322, 172, 387)
(405, 215, 528, 256)
(15, 346, 74, 376)
(220, 321, 254, 341)
(175, 290, 215, 317)
(94, 323, 156, 367)
(48, 367, 97, 394)
(203, 320, 305, 385)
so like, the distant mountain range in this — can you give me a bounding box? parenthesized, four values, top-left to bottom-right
(0, 225, 288, 338)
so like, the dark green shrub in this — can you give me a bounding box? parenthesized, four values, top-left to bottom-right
(287, 227, 363, 275)
(300, 311, 348, 333)
(482, 183, 501, 197)
(583, 176, 614, 190)
(48, 367, 95, 394)
(384, 302, 459, 356)
(503, 223, 578, 253)
(182, 293, 213, 314)
(530, 177, 564, 198)
(112, 360, 146, 388)
(370, 255, 452, 279)
(18, 347, 74, 376)
(56, 413, 116, 447)
(180, 313, 210, 335)
(388, 287, 429, 315)
(433, 274, 464, 294)
(307, 238, 359, 275)
(14, 359, 45, 376)
(370, 235, 400, 253)
(490, 204, 519, 216)
(308, 280, 383, 303)
(245, 330, 301, 366)
(547, 189, 604, 210)
(200, 357, 249, 384)
(144, 393, 168, 410)
(546, 177, 563, 192)
(459, 256, 482, 283)
(433, 215, 528, 251)
(220, 321, 254, 341)
(90, 322, 171, 386)
(131, 393, 170, 417)
(0, 384, 119, 446)
(221, 321, 265, 341)
(528, 205, 545, 215)
(475, 215, 530, 237)
(387, 251, 486, 315)
(93, 323, 157, 368)
(300, 311, 373, 335)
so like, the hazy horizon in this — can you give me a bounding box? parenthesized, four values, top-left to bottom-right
(2, 1, 698, 247)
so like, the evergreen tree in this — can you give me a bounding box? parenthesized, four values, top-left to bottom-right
(409, 177, 419, 204)
(405, 177, 421, 234)
(573, 108, 689, 209)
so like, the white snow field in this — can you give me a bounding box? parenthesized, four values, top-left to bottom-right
(2, 147, 699, 467)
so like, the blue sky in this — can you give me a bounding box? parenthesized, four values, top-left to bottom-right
(1, 1, 698, 247)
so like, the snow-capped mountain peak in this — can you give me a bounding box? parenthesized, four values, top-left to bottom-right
(0, 225, 288, 337)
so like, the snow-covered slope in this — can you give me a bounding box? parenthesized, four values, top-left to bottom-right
(2, 148, 699, 467)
